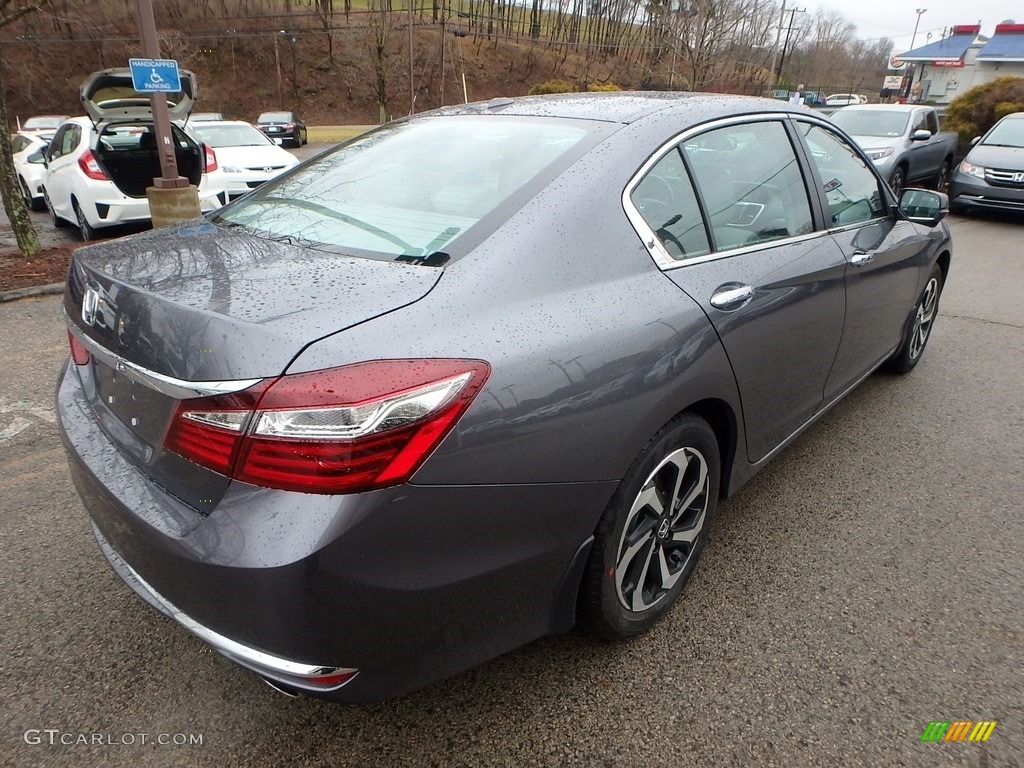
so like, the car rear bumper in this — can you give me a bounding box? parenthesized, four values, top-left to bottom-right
(949, 175, 1024, 212)
(84, 186, 225, 227)
(57, 362, 610, 702)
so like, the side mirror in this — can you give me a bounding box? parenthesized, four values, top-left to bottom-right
(910, 129, 932, 141)
(970, 136, 981, 146)
(27, 150, 45, 165)
(899, 188, 948, 226)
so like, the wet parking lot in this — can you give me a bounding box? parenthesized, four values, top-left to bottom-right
(1, 209, 1021, 767)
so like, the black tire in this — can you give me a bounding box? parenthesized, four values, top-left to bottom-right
(44, 188, 70, 229)
(73, 199, 97, 242)
(884, 265, 943, 374)
(579, 414, 720, 639)
(888, 166, 906, 198)
(19, 176, 42, 212)
(932, 158, 951, 191)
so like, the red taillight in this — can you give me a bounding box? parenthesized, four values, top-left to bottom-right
(67, 331, 91, 365)
(164, 360, 490, 494)
(77, 150, 108, 181)
(204, 144, 218, 172)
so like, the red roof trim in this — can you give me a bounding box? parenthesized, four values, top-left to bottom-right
(993, 24, 1024, 34)
(952, 25, 982, 34)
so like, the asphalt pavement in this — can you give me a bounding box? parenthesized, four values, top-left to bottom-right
(1, 213, 1021, 767)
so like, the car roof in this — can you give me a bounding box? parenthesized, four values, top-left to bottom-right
(426, 92, 811, 124)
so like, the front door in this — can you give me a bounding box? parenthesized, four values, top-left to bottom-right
(793, 120, 933, 399)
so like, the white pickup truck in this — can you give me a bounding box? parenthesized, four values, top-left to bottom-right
(829, 104, 959, 196)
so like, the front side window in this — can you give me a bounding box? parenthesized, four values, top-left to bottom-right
(214, 115, 593, 261)
(683, 121, 813, 252)
(47, 126, 70, 161)
(629, 148, 709, 260)
(798, 123, 886, 227)
(60, 125, 79, 156)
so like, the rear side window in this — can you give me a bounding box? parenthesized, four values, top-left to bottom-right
(629, 148, 710, 260)
(215, 115, 592, 261)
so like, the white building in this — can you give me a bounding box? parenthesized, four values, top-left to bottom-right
(899, 23, 1024, 104)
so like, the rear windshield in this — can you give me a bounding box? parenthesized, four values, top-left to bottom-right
(192, 123, 270, 147)
(983, 117, 1024, 148)
(258, 112, 292, 123)
(212, 115, 595, 262)
(830, 109, 910, 138)
(24, 116, 64, 129)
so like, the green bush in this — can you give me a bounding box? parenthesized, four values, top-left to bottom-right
(586, 82, 622, 92)
(944, 76, 1024, 143)
(528, 79, 576, 95)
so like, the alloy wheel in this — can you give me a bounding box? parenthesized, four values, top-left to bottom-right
(909, 275, 940, 360)
(614, 446, 710, 612)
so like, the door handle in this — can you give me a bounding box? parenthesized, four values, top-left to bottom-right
(710, 284, 754, 310)
(850, 250, 874, 267)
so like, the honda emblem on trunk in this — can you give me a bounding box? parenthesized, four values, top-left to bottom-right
(82, 287, 100, 327)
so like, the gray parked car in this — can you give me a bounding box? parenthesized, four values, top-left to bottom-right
(948, 111, 1024, 214)
(830, 104, 958, 195)
(58, 93, 952, 703)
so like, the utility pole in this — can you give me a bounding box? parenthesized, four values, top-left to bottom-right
(767, 0, 786, 91)
(775, 6, 805, 87)
(905, 8, 927, 99)
(408, 0, 415, 114)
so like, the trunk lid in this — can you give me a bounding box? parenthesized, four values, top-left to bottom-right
(64, 220, 443, 511)
(80, 67, 196, 122)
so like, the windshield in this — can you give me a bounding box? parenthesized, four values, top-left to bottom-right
(213, 115, 591, 261)
(192, 123, 271, 147)
(983, 117, 1024, 148)
(258, 112, 292, 123)
(831, 110, 910, 138)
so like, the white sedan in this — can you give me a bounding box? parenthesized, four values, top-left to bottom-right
(185, 120, 299, 202)
(11, 131, 53, 210)
(826, 93, 868, 106)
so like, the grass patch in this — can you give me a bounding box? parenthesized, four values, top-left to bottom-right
(308, 125, 373, 143)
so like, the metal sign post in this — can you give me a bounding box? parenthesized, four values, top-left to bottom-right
(132, 0, 201, 227)
(134, 0, 186, 189)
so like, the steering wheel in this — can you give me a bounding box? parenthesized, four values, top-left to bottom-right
(656, 216, 686, 257)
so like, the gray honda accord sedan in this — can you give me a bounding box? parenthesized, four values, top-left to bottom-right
(58, 93, 952, 702)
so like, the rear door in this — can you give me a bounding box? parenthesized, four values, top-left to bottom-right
(625, 116, 848, 463)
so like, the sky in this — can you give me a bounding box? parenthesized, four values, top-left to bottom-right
(801, 0, 1019, 53)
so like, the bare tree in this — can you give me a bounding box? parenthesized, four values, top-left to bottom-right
(0, 0, 45, 258)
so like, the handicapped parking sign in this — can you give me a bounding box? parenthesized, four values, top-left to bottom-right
(129, 58, 181, 92)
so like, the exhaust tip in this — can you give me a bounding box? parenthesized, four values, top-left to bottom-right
(259, 675, 302, 698)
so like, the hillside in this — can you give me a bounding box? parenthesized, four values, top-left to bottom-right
(3, 3, 888, 126)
